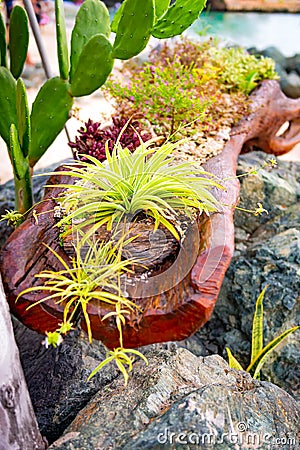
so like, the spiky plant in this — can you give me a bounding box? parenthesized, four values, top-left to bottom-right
(17, 237, 140, 343)
(53, 138, 223, 242)
(226, 286, 299, 379)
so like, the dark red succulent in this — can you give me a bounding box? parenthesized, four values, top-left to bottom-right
(69, 116, 152, 162)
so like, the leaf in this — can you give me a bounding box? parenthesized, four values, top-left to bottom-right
(226, 347, 244, 371)
(70, 0, 111, 81)
(70, 34, 114, 97)
(0, 67, 17, 147)
(0, 12, 7, 68)
(154, 0, 170, 19)
(29, 77, 73, 167)
(9, 6, 29, 78)
(55, 0, 69, 80)
(112, 0, 154, 60)
(251, 286, 268, 367)
(16, 78, 30, 157)
(9, 124, 28, 180)
(247, 326, 299, 379)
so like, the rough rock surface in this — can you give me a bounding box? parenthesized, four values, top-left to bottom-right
(0, 153, 299, 445)
(48, 348, 300, 450)
(177, 152, 300, 400)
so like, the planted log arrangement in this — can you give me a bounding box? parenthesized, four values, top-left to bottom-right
(1, 79, 300, 351)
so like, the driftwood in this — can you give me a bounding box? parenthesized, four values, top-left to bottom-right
(0, 275, 45, 450)
(0, 80, 300, 349)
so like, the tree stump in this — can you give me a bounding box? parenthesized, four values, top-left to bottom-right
(0, 80, 300, 349)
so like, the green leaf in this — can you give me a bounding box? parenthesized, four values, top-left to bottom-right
(247, 326, 299, 379)
(9, 6, 29, 78)
(55, 0, 69, 80)
(29, 77, 73, 167)
(226, 348, 244, 371)
(70, 34, 114, 97)
(0, 12, 7, 68)
(251, 286, 268, 368)
(152, 0, 206, 39)
(112, 0, 155, 60)
(16, 78, 31, 157)
(9, 123, 28, 180)
(154, 0, 170, 19)
(70, 0, 111, 82)
(0, 67, 17, 147)
(110, 1, 124, 33)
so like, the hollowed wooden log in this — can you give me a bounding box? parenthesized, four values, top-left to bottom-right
(1, 80, 300, 349)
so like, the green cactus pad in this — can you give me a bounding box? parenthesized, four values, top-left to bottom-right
(70, 0, 110, 82)
(112, 0, 154, 60)
(152, 0, 206, 38)
(70, 34, 113, 97)
(16, 78, 31, 158)
(110, 1, 124, 33)
(0, 13, 7, 68)
(9, 6, 29, 79)
(29, 78, 73, 167)
(154, 0, 170, 19)
(10, 123, 28, 180)
(0, 67, 17, 147)
(55, 0, 69, 80)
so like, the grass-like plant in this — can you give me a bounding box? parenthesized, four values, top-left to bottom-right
(53, 137, 223, 243)
(226, 286, 299, 379)
(18, 235, 148, 385)
(17, 237, 140, 343)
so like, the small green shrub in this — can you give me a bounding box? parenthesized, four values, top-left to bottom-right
(106, 39, 278, 137)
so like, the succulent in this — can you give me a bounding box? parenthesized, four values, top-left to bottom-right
(69, 116, 152, 161)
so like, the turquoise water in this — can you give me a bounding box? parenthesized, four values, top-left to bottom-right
(188, 12, 300, 56)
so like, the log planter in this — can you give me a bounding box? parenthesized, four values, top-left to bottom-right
(1, 80, 300, 349)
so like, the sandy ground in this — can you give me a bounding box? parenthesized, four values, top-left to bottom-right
(0, 3, 299, 184)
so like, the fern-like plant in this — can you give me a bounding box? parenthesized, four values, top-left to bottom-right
(53, 137, 223, 242)
(226, 286, 299, 379)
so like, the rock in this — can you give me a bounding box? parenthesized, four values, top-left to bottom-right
(285, 53, 300, 74)
(48, 348, 300, 450)
(281, 71, 300, 98)
(12, 318, 119, 445)
(259, 46, 287, 69)
(178, 152, 300, 400)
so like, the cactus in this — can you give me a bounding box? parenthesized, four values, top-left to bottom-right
(29, 78, 73, 167)
(9, 124, 28, 180)
(112, 0, 155, 60)
(0, 13, 7, 68)
(70, 34, 113, 97)
(154, 0, 170, 19)
(9, 6, 29, 79)
(70, 0, 110, 82)
(0, 67, 17, 147)
(152, 0, 206, 38)
(16, 78, 30, 157)
(55, 0, 69, 80)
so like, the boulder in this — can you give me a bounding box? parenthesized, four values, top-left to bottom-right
(178, 152, 300, 400)
(48, 348, 300, 450)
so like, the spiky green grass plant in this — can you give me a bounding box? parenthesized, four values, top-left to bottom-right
(18, 237, 140, 343)
(53, 138, 223, 242)
(226, 286, 299, 379)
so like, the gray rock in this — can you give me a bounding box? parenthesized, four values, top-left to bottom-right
(281, 71, 300, 98)
(177, 152, 300, 400)
(48, 348, 300, 450)
(12, 318, 119, 445)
